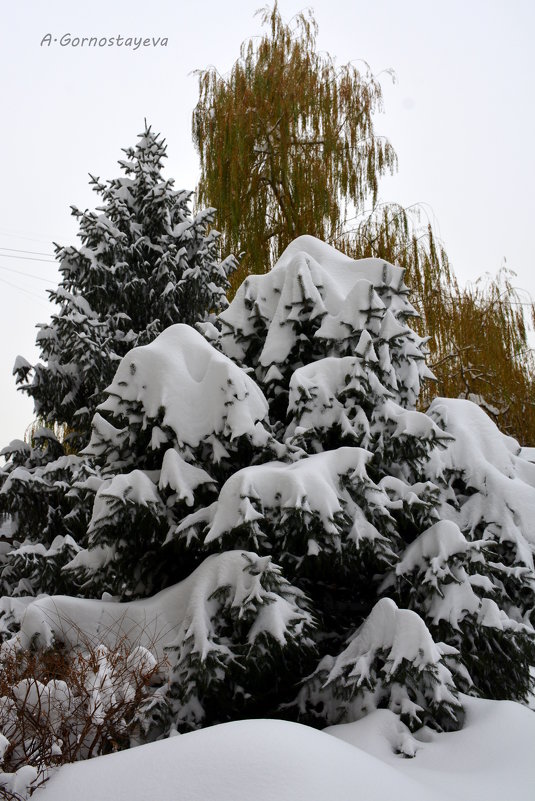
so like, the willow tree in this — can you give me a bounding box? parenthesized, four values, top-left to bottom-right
(193, 2, 396, 287)
(193, 2, 535, 443)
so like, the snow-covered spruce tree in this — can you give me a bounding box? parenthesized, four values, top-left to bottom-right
(296, 596, 462, 733)
(135, 551, 315, 737)
(14, 124, 235, 449)
(41, 236, 534, 735)
(0, 126, 236, 603)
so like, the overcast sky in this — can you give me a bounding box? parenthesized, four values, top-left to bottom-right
(1, 0, 534, 446)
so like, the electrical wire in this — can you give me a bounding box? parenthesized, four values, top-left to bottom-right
(0, 228, 55, 245)
(0, 253, 55, 263)
(0, 263, 55, 284)
(0, 246, 55, 258)
(0, 275, 51, 308)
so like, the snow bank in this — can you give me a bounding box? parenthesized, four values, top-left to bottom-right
(36, 695, 535, 801)
(36, 717, 436, 801)
(327, 694, 535, 801)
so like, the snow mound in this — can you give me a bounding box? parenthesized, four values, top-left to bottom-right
(36, 695, 535, 801)
(37, 717, 438, 801)
(327, 695, 535, 801)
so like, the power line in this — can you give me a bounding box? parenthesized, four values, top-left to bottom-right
(0, 252, 56, 264)
(0, 246, 55, 258)
(0, 229, 54, 245)
(0, 263, 54, 284)
(0, 276, 51, 308)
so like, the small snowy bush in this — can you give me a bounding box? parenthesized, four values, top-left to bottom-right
(0, 629, 164, 796)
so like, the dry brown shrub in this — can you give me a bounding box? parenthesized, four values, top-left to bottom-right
(0, 620, 169, 799)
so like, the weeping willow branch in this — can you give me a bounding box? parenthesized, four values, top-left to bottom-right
(192, 1, 396, 288)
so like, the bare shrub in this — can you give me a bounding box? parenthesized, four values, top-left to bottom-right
(0, 621, 169, 798)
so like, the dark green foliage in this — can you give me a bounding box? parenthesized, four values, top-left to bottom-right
(14, 126, 235, 450)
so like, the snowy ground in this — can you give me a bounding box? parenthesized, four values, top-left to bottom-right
(36, 695, 535, 801)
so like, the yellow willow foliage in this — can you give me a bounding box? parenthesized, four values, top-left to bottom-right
(193, 4, 535, 444)
(24, 418, 78, 454)
(342, 205, 535, 444)
(193, 1, 396, 289)
(425, 273, 535, 445)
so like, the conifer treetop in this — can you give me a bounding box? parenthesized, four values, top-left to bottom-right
(14, 125, 235, 448)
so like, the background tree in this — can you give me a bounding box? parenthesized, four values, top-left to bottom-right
(0, 126, 236, 599)
(193, 1, 396, 288)
(193, 3, 535, 443)
(15, 125, 236, 452)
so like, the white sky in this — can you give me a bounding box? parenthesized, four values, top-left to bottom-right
(1, 0, 534, 446)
